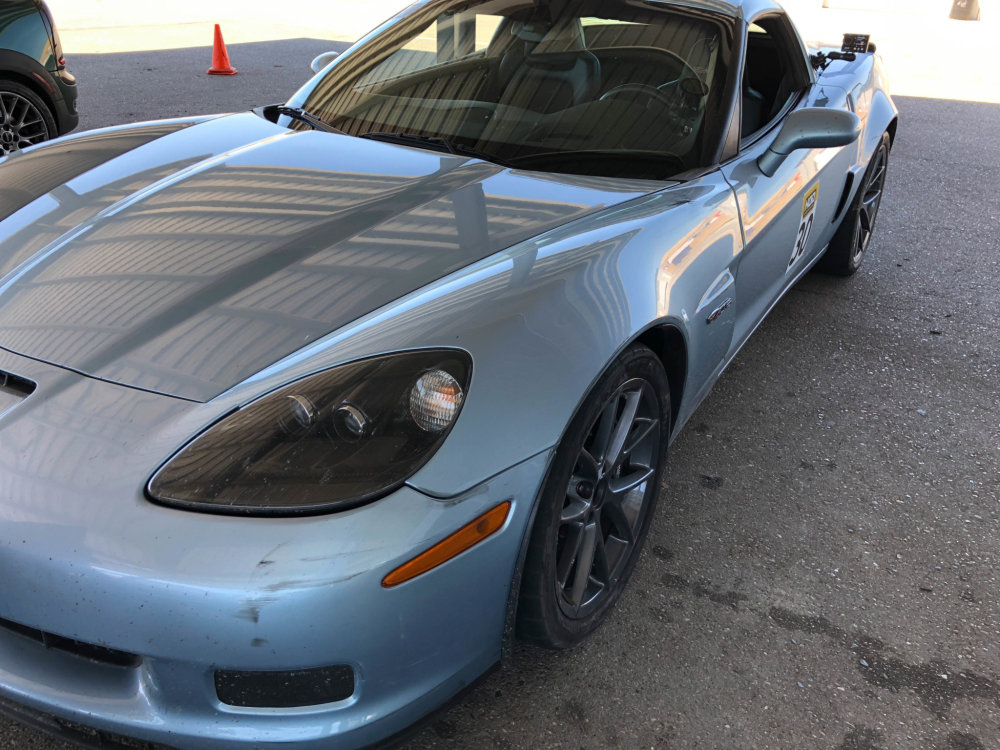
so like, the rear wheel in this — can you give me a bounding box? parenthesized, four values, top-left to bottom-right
(818, 131, 891, 276)
(517, 344, 669, 649)
(0, 81, 56, 156)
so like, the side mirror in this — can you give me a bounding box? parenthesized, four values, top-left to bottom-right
(758, 108, 861, 177)
(310, 51, 341, 74)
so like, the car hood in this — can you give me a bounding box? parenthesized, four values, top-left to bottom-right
(0, 113, 656, 401)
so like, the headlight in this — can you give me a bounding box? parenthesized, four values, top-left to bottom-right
(147, 350, 471, 516)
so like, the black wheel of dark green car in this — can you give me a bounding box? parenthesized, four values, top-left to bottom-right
(517, 344, 670, 649)
(819, 131, 891, 276)
(0, 81, 56, 156)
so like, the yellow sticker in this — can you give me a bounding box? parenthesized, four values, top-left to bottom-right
(802, 184, 819, 218)
(789, 184, 820, 271)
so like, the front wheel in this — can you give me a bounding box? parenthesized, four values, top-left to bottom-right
(517, 344, 670, 649)
(818, 131, 891, 276)
(0, 81, 56, 156)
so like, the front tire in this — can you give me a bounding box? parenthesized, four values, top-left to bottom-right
(517, 344, 670, 649)
(818, 131, 891, 276)
(0, 81, 56, 156)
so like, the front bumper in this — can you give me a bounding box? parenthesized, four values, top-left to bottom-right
(0, 349, 550, 748)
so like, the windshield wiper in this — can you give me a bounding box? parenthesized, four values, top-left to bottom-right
(358, 132, 511, 167)
(451, 142, 512, 168)
(358, 131, 459, 154)
(257, 104, 346, 135)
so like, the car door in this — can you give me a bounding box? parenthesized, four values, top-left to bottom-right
(721, 13, 857, 351)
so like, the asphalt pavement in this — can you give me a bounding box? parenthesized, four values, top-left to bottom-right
(2, 15, 1000, 750)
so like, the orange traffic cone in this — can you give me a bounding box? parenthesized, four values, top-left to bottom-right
(207, 24, 237, 75)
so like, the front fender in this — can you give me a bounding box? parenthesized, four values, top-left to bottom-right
(211, 174, 743, 500)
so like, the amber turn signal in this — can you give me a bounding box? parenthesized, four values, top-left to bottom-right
(382, 502, 511, 588)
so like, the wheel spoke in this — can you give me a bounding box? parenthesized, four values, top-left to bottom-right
(602, 495, 636, 543)
(868, 163, 886, 190)
(561, 493, 590, 524)
(604, 389, 641, 470)
(20, 136, 43, 148)
(622, 416, 658, 458)
(608, 465, 654, 498)
(592, 525, 611, 582)
(863, 179, 882, 203)
(12, 101, 28, 127)
(590, 399, 618, 465)
(859, 205, 873, 233)
(555, 521, 585, 589)
(568, 521, 598, 607)
(19, 114, 43, 130)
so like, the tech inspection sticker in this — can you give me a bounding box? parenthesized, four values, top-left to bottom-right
(788, 183, 819, 270)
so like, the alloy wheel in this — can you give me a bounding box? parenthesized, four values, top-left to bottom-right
(0, 90, 50, 156)
(555, 377, 660, 618)
(851, 145, 888, 265)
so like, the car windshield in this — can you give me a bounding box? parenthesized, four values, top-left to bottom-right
(293, 0, 733, 180)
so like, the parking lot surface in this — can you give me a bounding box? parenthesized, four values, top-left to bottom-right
(2, 4, 999, 749)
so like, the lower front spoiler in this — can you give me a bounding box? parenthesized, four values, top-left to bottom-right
(0, 693, 176, 750)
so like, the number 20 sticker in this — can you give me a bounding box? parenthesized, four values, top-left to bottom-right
(789, 184, 819, 271)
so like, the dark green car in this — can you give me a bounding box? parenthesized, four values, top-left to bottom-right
(0, 0, 77, 155)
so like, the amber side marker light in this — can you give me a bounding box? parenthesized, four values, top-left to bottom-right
(382, 502, 512, 588)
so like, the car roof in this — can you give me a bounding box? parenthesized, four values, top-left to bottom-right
(642, 0, 786, 20)
(398, 0, 789, 22)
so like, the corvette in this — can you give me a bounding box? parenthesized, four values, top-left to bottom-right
(0, 0, 895, 747)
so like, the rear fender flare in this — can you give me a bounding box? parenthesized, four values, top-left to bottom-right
(864, 88, 898, 160)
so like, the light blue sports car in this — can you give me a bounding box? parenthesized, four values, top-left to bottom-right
(0, 0, 895, 746)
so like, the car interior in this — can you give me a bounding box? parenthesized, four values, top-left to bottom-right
(741, 17, 807, 140)
(299, 1, 734, 180)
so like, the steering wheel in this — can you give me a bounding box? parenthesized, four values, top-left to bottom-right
(598, 50, 707, 112)
(598, 79, 702, 136)
(655, 53, 705, 96)
(599, 83, 674, 110)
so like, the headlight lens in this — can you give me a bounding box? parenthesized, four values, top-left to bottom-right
(147, 350, 471, 516)
(410, 369, 464, 432)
